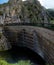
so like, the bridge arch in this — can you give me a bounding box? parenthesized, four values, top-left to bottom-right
(3, 26, 54, 64)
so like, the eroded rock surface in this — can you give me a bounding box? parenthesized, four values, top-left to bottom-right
(0, 28, 11, 51)
(0, 0, 50, 24)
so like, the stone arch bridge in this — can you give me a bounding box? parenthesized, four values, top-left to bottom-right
(3, 25, 54, 64)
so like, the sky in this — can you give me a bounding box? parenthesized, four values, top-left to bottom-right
(38, 0, 54, 9)
(0, 0, 54, 9)
(0, 0, 8, 4)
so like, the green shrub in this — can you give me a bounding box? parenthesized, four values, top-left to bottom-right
(0, 60, 8, 65)
(0, 60, 33, 65)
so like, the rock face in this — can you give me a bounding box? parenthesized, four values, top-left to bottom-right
(21, 0, 49, 24)
(0, 35, 11, 51)
(0, 28, 11, 51)
(9, 0, 22, 17)
(0, 0, 50, 24)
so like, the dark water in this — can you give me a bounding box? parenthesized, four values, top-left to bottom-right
(0, 46, 46, 65)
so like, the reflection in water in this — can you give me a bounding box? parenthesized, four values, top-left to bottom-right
(0, 46, 46, 65)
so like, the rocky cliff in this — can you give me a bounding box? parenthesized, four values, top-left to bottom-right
(21, 0, 50, 24)
(0, 0, 50, 24)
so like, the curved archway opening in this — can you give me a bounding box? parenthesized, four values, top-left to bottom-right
(0, 45, 46, 65)
(9, 45, 46, 65)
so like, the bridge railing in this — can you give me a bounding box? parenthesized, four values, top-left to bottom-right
(4, 22, 54, 30)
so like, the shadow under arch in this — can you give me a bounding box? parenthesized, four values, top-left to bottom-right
(0, 45, 46, 65)
(7, 45, 46, 65)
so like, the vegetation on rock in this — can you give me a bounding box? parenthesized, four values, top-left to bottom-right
(0, 0, 50, 24)
(47, 9, 54, 20)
